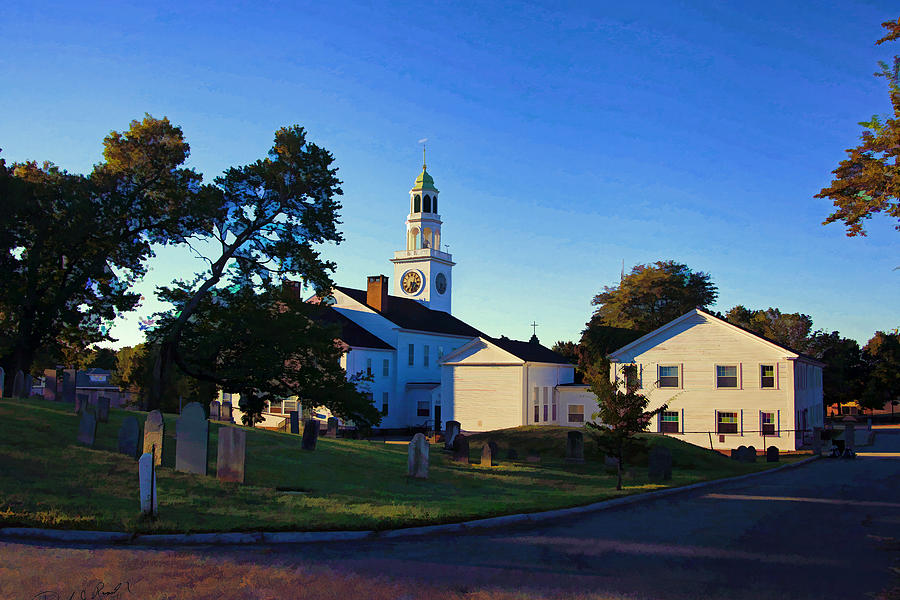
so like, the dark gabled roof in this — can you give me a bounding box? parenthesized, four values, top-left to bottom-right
(335, 286, 486, 339)
(317, 306, 394, 350)
(487, 336, 574, 365)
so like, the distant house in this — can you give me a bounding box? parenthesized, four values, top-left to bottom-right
(75, 369, 132, 407)
(607, 308, 825, 452)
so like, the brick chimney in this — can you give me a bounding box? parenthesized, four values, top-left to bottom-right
(366, 275, 389, 312)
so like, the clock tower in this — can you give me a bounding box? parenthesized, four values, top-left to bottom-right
(390, 154, 454, 313)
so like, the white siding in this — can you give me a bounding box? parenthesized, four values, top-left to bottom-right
(450, 365, 522, 431)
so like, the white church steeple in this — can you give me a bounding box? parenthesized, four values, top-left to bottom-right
(390, 152, 455, 313)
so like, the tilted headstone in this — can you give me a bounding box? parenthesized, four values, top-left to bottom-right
(565, 431, 585, 463)
(451, 434, 469, 464)
(812, 427, 823, 456)
(96, 396, 111, 423)
(301, 419, 319, 450)
(844, 424, 855, 453)
(221, 401, 234, 423)
(12, 371, 24, 398)
(506, 448, 519, 460)
(209, 400, 220, 421)
(75, 393, 89, 415)
(143, 410, 165, 466)
(766, 446, 779, 462)
(326, 417, 339, 438)
(61, 369, 76, 403)
(118, 415, 140, 458)
(175, 402, 209, 475)
(481, 442, 496, 466)
(217, 427, 246, 483)
(43, 369, 57, 401)
(139, 452, 157, 516)
(744, 445, 757, 463)
(407, 433, 429, 478)
(23, 374, 33, 397)
(648, 445, 673, 481)
(444, 420, 461, 450)
(289, 410, 300, 434)
(76, 409, 97, 447)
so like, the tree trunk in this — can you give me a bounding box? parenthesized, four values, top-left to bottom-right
(0, 346, 37, 397)
(616, 439, 624, 491)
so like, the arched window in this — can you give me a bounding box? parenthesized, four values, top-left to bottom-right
(423, 228, 432, 248)
(413, 195, 421, 213)
(423, 195, 431, 212)
(433, 197, 438, 213)
(408, 227, 420, 250)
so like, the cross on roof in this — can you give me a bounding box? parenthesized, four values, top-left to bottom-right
(531, 321, 539, 336)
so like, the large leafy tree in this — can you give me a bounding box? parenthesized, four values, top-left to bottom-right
(149, 125, 348, 410)
(816, 17, 900, 236)
(724, 306, 816, 353)
(590, 261, 718, 333)
(861, 331, 900, 411)
(0, 115, 210, 378)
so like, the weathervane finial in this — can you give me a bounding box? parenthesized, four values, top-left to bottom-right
(423, 145, 427, 170)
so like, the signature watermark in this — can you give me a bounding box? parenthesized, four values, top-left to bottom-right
(31, 580, 134, 600)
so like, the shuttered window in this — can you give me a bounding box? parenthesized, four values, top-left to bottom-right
(716, 365, 738, 388)
(717, 411, 738, 434)
(382, 359, 389, 377)
(658, 365, 679, 388)
(661, 411, 679, 433)
(760, 365, 775, 389)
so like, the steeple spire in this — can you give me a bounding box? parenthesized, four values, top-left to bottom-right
(423, 145, 427, 171)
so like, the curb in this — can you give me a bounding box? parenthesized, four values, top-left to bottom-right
(0, 455, 819, 547)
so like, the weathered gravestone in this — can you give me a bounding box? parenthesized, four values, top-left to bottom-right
(481, 441, 497, 466)
(326, 417, 339, 438)
(118, 415, 140, 458)
(732, 445, 748, 461)
(766, 446, 779, 462)
(217, 427, 246, 483)
(76, 409, 97, 447)
(175, 402, 209, 475)
(648, 445, 673, 481)
(301, 419, 319, 450)
(451, 434, 469, 464)
(221, 401, 234, 423)
(744, 445, 757, 463)
(12, 370, 24, 398)
(444, 420, 461, 450)
(506, 448, 519, 460)
(844, 424, 855, 454)
(209, 400, 220, 421)
(143, 410, 164, 466)
(61, 369, 76, 404)
(407, 433, 429, 478)
(96, 396, 110, 423)
(139, 452, 158, 516)
(289, 410, 300, 434)
(566, 431, 585, 463)
(812, 427, 823, 456)
(43, 369, 57, 401)
(75, 393, 89, 415)
(23, 374, 33, 397)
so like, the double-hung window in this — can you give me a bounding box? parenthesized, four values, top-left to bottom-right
(760, 365, 775, 389)
(382, 359, 390, 377)
(417, 400, 430, 417)
(408, 344, 414, 366)
(761, 411, 776, 436)
(532, 388, 540, 423)
(717, 411, 738, 434)
(716, 365, 738, 388)
(381, 392, 389, 416)
(660, 411, 679, 433)
(568, 404, 584, 423)
(658, 365, 679, 388)
(366, 358, 372, 377)
(424, 345, 430, 367)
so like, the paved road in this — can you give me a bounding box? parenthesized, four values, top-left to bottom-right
(4, 434, 900, 599)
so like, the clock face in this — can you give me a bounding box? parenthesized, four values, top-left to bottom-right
(402, 270, 422, 294)
(435, 272, 447, 294)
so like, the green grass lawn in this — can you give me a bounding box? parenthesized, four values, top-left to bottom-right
(0, 397, 808, 534)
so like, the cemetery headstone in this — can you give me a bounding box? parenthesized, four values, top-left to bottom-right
(451, 434, 469, 464)
(0, 367, 4, 397)
(648, 445, 673, 481)
(209, 400, 220, 421)
(444, 420, 461, 450)
(118, 415, 140, 458)
(139, 452, 158, 516)
(143, 410, 164, 466)
(844, 423, 856, 454)
(744, 445, 757, 463)
(76, 409, 97, 447)
(62, 369, 76, 404)
(733, 445, 748, 462)
(301, 419, 319, 450)
(222, 401, 234, 423)
(506, 448, 519, 460)
(812, 427, 823, 456)
(75, 393, 89, 415)
(12, 370, 24, 398)
(565, 431, 585, 463)
(217, 427, 246, 483)
(766, 446, 779, 462)
(326, 417, 339, 438)
(175, 402, 209, 475)
(289, 410, 300, 434)
(481, 442, 496, 466)
(407, 433, 429, 478)
(96, 396, 111, 423)
(23, 374, 33, 397)
(43, 369, 57, 401)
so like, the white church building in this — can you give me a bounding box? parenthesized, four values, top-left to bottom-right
(312, 160, 577, 432)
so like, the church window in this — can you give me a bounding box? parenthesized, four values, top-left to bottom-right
(551, 393, 557, 421)
(433, 197, 438, 213)
(417, 400, 430, 417)
(424, 345, 430, 367)
(568, 404, 584, 423)
(438, 346, 444, 360)
(423, 195, 431, 212)
(382, 392, 389, 415)
(542, 387, 549, 421)
(366, 358, 372, 377)
(414, 195, 421, 212)
(382, 359, 389, 377)
(408, 344, 414, 366)
(532, 387, 540, 423)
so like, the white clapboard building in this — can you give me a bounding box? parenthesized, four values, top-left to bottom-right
(606, 308, 825, 451)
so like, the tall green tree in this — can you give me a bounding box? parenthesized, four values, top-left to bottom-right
(149, 126, 344, 410)
(0, 115, 211, 378)
(816, 17, 900, 236)
(861, 330, 900, 411)
(724, 306, 816, 353)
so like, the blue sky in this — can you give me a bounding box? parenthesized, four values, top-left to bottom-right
(1, 1, 898, 348)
